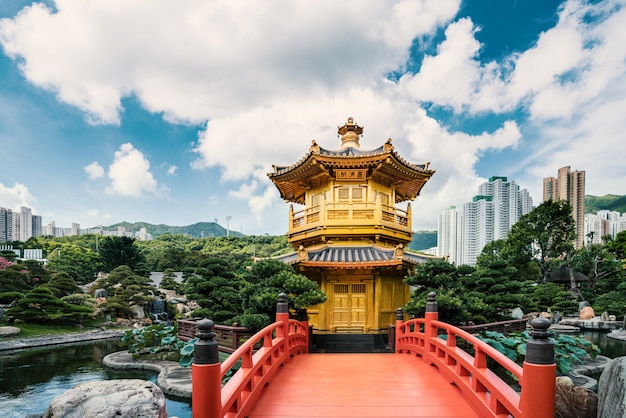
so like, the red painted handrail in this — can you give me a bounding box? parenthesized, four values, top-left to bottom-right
(395, 312, 555, 418)
(219, 316, 308, 418)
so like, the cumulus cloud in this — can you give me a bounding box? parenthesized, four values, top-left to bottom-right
(1, 0, 625, 232)
(84, 161, 104, 180)
(0, 182, 37, 211)
(105, 143, 168, 198)
(0, 0, 460, 125)
(166, 165, 177, 176)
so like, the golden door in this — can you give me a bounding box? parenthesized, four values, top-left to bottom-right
(331, 283, 367, 333)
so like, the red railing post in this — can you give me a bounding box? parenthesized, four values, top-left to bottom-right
(276, 293, 290, 362)
(192, 318, 221, 418)
(520, 317, 555, 418)
(395, 307, 404, 353)
(424, 292, 438, 361)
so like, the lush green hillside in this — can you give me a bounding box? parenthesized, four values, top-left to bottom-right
(104, 221, 244, 238)
(585, 194, 626, 214)
(409, 230, 437, 251)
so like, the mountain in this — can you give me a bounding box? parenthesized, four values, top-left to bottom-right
(409, 230, 437, 251)
(585, 194, 626, 214)
(104, 221, 244, 238)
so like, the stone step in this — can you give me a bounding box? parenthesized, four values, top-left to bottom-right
(311, 334, 390, 353)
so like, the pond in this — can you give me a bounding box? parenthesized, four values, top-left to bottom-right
(0, 340, 191, 418)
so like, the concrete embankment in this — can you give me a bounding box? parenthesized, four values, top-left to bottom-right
(0, 328, 126, 352)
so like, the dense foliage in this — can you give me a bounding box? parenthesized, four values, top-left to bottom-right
(405, 202, 626, 324)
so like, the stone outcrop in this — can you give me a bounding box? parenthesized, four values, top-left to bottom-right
(579, 306, 595, 320)
(44, 379, 167, 418)
(598, 356, 626, 418)
(555, 376, 598, 418)
(0, 325, 20, 337)
(103, 350, 192, 398)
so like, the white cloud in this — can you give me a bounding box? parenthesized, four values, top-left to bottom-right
(105, 143, 168, 198)
(0, 0, 460, 125)
(2, 0, 626, 233)
(0, 182, 37, 212)
(84, 161, 104, 180)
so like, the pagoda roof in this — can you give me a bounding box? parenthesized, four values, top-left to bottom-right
(272, 245, 435, 269)
(268, 118, 435, 204)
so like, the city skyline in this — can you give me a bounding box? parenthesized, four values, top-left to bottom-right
(1, 1, 626, 236)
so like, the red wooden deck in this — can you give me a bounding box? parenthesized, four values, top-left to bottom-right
(248, 353, 479, 417)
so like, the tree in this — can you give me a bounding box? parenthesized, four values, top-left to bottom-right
(42, 272, 82, 298)
(461, 260, 534, 321)
(182, 257, 246, 324)
(160, 268, 180, 292)
(506, 200, 576, 284)
(98, 236, 145, 272)
(6, 287, 66, 323)
(94, 265, 157, 318)
(238, 259, 327, 328)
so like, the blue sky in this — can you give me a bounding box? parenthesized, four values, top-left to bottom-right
(1, 0, 624, 236)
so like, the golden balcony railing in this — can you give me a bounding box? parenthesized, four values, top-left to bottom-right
(289, 201, 411, 239)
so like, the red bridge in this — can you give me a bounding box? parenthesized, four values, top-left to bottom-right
(191, 293, 556, 418)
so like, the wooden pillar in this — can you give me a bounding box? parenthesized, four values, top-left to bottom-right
(394, 307, 403, 353)
(192, 318, 221, 418)
(276, 293, 290, 363)
(424, 292, 438, 362)
(520, 317, 556, 418)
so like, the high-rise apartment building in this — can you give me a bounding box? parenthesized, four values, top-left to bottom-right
(437, 206, 463, 265)
(19, 206, 33, 242)
(543, 166, 585, 248)
(0, 208, 13, 243)
(438, 176, 534, 266)
(462, 195, 494, 266)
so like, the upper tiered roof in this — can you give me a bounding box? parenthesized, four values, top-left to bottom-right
(268, 117, 435, 204)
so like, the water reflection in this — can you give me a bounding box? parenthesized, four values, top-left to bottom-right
(0, 340, 191, 418)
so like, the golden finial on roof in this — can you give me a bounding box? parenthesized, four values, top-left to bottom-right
(338, 117, 363, 148)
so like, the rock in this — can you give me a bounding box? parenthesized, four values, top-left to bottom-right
(552, 311, 563, 324)
(598, 356, 626, 418)
(579, 306, 595, 320)
(609, 315, 616, 321)
(511, 307, 524, 319)
(579, 301, 590, 311)
(555, 376, 598, 418)
(44, 379, 167, 418)
(93, 288, 107, 298)
(601, 311, 610, 321)
(129, 305, 146, 319)
(540, 311, 552, 319)
(0, 326, 20, 337)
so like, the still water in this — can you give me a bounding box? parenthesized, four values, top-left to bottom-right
(0, 340, 191, 418)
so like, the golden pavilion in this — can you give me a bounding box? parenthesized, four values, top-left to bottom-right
(268, 117, 436, 334)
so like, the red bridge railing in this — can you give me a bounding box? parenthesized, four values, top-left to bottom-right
(395, 292, 555, 418)
(191, 293, 308, 418)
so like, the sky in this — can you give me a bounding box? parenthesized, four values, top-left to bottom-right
(0, 0, 625, 236)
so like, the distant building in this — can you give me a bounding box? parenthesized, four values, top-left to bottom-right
(19, 206, 32, 242)
(543, 166, 585, 248)
(438, 176, 533, 266)
(0, 207, 13, 243)
(584, 210, 626, 245)
(437, 206, 463, 265)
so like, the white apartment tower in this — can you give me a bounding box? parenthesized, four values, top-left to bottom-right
(462, 196, 494, 266)
(19, 206, 33, 242)
(437, 206, 463, 265)
(438, 176, 534, 266)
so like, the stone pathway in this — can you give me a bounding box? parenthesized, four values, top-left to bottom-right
(103, 351, 191, 399)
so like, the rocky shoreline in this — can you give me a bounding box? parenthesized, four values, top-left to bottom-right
(0, 328, 127, 352)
